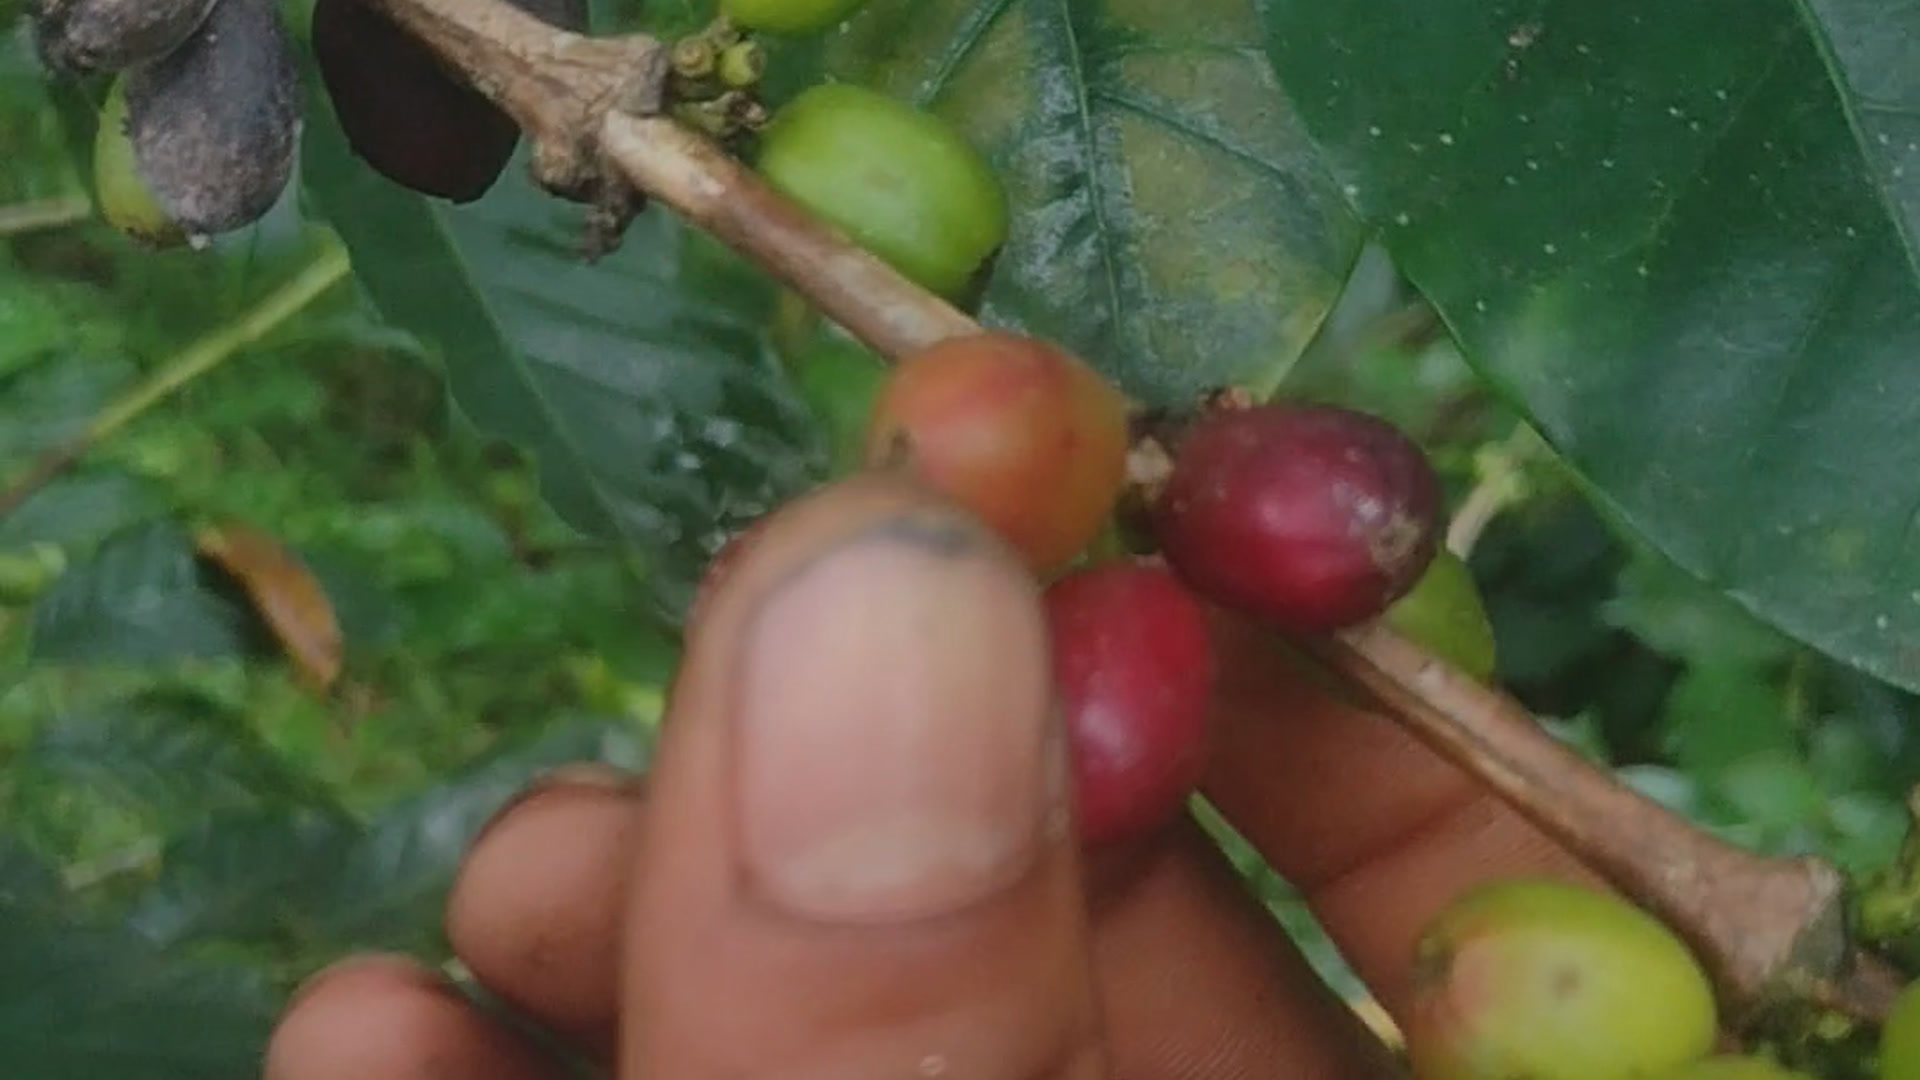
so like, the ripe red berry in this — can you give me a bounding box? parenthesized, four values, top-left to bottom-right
(866, 332, 1131, 572)
(1044, 560, 1215, 847)
(1152, 402, 1442, 632)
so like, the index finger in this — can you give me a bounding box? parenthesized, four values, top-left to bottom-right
(622, 474, 1107, 1080)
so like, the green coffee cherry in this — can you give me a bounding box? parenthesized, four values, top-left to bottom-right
(721, 0, 867, 36)
(756, 83, 1009, 302)
(1406, 877, 1718, 1080)
(94, 77, 185, 248)
(1881, 979, 1920, 1080)
(792, 332, 887, 474)
(30, 0, 218, 75)
(1653, 1056, 1817, 1080)
(1383, 548, 1497, 681)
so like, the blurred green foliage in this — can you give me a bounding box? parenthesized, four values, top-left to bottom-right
(3, 0, 1920, 1074)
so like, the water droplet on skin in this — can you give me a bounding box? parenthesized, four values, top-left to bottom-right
(918, 1056, 948, 1077)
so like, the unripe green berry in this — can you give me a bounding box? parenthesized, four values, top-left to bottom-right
(1406, 877, 1718, 1080)
(1881, 978, 1920, 1080)
(721, 0, 867, 36)
(93, 77, 185, 248)
(1383, 548, 1498, 681)
(1653, 1056, 1818, 1080)
(756, 83, 1008, 302)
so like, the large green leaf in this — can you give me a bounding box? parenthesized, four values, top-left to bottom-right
(27, 520, 400, 665)
(23, 689, 343, 824)
(0, 891, 277, 1080)
(300, 95, 825, 624)
(29, 522, 265, 663)
(0, 351, 137, 462)
(127, 807, 359, 948)
(1264, 0, 1920, 692)
(0, 470, 167, 550)
(822, 0, 1365, 405)
(1793, 0, 1920, 270)
(297, 715, 644, 953)
(127, 716, 643, 958)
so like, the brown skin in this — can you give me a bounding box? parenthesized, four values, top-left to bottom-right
(265, 474, 1593, 1080)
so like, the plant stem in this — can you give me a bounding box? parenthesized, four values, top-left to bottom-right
(0, 243, 353, 520)
(1311, 620, 1903, 1023)
(600, 115, 975, 361)
(0, 196, 93, 236)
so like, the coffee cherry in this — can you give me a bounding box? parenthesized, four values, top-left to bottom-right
(1406, 877, 1718, 1080)
(1153, 402, 1441, 633)
(119, 0, 300, 243)
(756, 84, 1008, 301)
(311, 0, 584, 203)
(1383, 548, 1497, 681)
(1880, 978, 1920, 1080)
(94, 78, 184, 248)
(866, 332, 1130, 572)
(1653, 1057, 1817, 1080)
(791, 334, 887, 475)
(29, 0, 217, 75)
(722, 0, 867, 35)
(1045, 561, 1215, 847)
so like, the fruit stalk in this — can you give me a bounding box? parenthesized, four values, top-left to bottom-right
(1309, 619, 1904, 1024)
(599, 112, 976, 361)
(0, 244, 353, 522)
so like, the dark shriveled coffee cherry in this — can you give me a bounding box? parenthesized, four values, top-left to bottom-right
(119, 0, 300, 243)
(1044, 561, 1215, 848)
(30, 0, 218, 76)
(1153, 402, 1442, 633)
(311, 0, 585, 203)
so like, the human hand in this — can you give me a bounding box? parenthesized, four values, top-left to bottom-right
(263, 473, 1599, 1080)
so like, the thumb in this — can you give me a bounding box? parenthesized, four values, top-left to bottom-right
(621, 474, 1107, 1080)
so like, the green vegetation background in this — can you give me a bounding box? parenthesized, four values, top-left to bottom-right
(4, 1, 1920, 1073)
